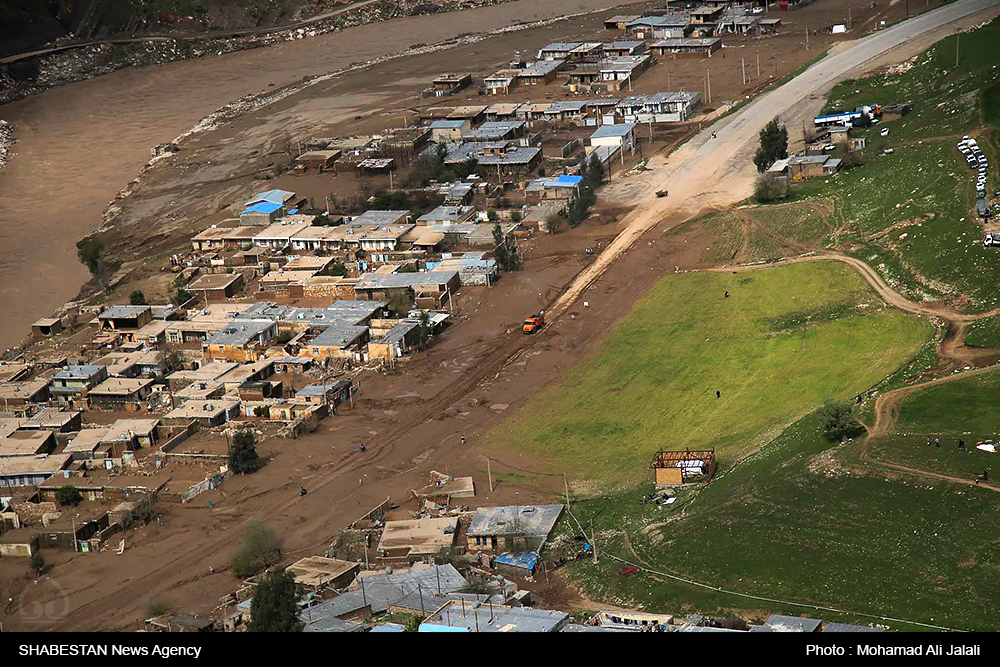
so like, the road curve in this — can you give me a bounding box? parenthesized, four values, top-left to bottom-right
(546, 0, 1000, 323)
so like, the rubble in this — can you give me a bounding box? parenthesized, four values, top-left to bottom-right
(0, 120, 14, 170)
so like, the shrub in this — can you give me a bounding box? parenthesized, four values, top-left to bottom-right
(754, 174, 788, 203)
(230, 522, 283, 578)
(818, 399, 863, 442)
(56, 486, 82, 506)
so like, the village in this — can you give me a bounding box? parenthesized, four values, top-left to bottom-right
(0, 0, 909, 635)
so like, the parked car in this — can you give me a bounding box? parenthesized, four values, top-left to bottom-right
(823, 144, 837, 151)
(883, 148, 895, 155)
(880, 128, 890, 137)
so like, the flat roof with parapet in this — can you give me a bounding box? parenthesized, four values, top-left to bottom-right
(0, 453, 71, 476)
(188, 273, 243, 290)
(102, 419, 159, 441)
(22, 408, 79, 428)
(88, 377, 155, 396)
(447, 105, 488, 118)
(377, 516, 458, 555)
(52, 365, 106, 380)
(423, 601, 569, 633)
(627, 15, 690, 27)
(291, 223, 415, 243)
(252, 221, 312, 240)
(64, 428, 111, 452)
(191, 226, 233, 241)
(167, 362, 240, 382)
(485, 103, 523, 115)
(520, 60, 565, 77)
(355, 270, 459, 291)
(223, 225, 266, 240)
(204, 320, 274, 346)
(467, 504, 564, 537)
(99, 306, 152, 320)
(287, 557, 359, 588)
(164, 400, 240, 420)
(0, 379, 49, 399)
(295, 381, 351, 398)
(350, 210, 411, 226)
(417, 205, 475, 223)
(0, 430, 54, 456)
(603, 40, 646, 50)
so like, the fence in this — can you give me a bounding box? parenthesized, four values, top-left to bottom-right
(181, 471, 231, 504)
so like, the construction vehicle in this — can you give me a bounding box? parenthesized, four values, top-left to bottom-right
(655, 190, 668, 198)
(523, 311, 545, 335)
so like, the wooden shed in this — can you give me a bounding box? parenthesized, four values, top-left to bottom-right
(650, 449, 716, 486)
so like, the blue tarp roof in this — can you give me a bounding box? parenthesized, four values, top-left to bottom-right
(495, 552, 539, 571)
(241, 201, 282, 215)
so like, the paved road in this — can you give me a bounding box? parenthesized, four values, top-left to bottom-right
(0, 0, 383, 65)
(548, 0, 1000, 321)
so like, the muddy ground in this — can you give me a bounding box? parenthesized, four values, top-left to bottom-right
(0, 0, 966, 631)
(0, 0, 937, 352)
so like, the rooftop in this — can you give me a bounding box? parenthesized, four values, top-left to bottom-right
(377, 516, 459, 556)
(763, 615, 823, 632)
(0, 430, 54, 456)
(0, 453, 71, 476)
(355, 270, 459, 291)
(350, 210, 411, 226)
(476, 147, 541, 166)
(102, 419, 159, 442)
(188, 273, 243, 290)
(286, 557, 359, 589)
(204, 320, 274, 347)
(99, 306, 152, 320)
(591, 123, 637, 139)
(163, 400, 240, 420)
(88, 377, 154, 396)
(245, 189, 295, 206)
(309, 324, 369, 349)
(467, 504, 564, 537)
(422, 601, 568, 633)
(52, 365, 106, 380)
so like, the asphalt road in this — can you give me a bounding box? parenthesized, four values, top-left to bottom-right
(548, 0, 1000, 321)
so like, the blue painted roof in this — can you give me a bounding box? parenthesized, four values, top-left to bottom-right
(241, 201, 282, 215)
(419, 623, 471, 633)
(495, 552, 539, 571)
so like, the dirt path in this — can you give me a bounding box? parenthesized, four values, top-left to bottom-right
(709, 251, 1000, 490)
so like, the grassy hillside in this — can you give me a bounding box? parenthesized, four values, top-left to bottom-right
(491, 261, 931, 485)
(556, 409, 1000, 631)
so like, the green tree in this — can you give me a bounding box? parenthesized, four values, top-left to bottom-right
(230, 522, 283, 578)
(129, 290, 147, 305)
(56, 485, 82, 506)
(403, 614, 422, 632)
(172, 288, 193, 306)
(76, 238, 105, 281)
(818, 399, 862, 442)
(753, 117, 789, 173)
(387, 288, 413, 314)
(415, 310, 431, 350)
(229, 428, 260, 475)
(487, 209, 499, 223)
(841, 150, 865, 169)
(545, 213, 564, 235)
(587, 153, 605, 187)
(249, 568, 303, 632)
(510, 209, 522, 223)
(30, 552, 46, 576)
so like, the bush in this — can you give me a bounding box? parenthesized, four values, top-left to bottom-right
(841, 150, 865, 169)
(230, 522, 283, 578)
(172, 288, 193, 306)
(56, 486, 82, 506)
(753, 174, 788, 203)
(145, 599, 174, 618)
(129, 290, 147, 305)
(545, 213, 564, 235)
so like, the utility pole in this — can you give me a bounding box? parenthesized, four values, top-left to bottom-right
(487, 457, 493, 493)
(741, 58, 746, 86)
(806, 27, 810, 51)
(848, 6, 852, 30)
(706, 67, 712, 104)
(564, 473, 570, 507)
(756, 52, 760, 79)
(956, 29, 960, 68)
(591, 518, 598, 564)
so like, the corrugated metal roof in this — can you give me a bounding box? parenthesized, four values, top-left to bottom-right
(241, 201, 282, 215)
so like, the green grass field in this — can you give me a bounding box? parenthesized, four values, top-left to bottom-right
(965, 312, 1000, 348)
(491, 262, 931, 485)
(557, 409, 1000, 631)
(865, 371, 1000, 480)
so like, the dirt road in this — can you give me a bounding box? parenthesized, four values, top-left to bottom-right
(547, 0, 1000, 323)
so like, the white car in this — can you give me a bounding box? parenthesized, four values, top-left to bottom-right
(823, 144, 837, 151)
(880, 128, 890, 137)
(883, 148, 894, 155)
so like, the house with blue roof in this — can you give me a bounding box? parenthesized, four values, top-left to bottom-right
(240, 201, 284, 226)
(526, 174, 583, 204)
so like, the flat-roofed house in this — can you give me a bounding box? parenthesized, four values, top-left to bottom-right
(428, 119, 472, 144)
(49, 365, 109, 406)
(0, 454, 72, 490)
(87, 378, 155, 411)
(31, 318, 63, 338)
(98, 306, 153, 332)
(300, 325, 370, 360)
(590, 123, 637, 152)
(252, 221, 313, 250)
(0, 430, 57, 458)
(466, 504, 564, 554)
(377, 517, 460, 565)
(202, 320, 278, 363)
(287, 557, 361, 591)
(649, 37, 721, 57)
(162, 400, 240, 427)
(187, 273, 245, 303)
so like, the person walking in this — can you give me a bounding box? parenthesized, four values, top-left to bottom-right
(926, 437, 931, 447)
(461, 434, 466, 446)
(935, 437, 939, 448)
(725, 291, 730, 298)
(359, 444, 366, 453)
